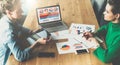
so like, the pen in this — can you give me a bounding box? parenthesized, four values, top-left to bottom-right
(94, 36, 104, 43)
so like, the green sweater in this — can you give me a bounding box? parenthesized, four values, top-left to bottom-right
(94, 22, 120, 65)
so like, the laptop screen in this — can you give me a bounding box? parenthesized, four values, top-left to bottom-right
(36, 5, 61, 24)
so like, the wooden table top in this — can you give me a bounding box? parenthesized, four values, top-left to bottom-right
(6, 0, 112, 65)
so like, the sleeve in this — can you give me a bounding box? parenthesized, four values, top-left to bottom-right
(5, 29, 33, 62)
(18, 24, 32, 37)
(93, 40, 120, 63)
(95, 24, 108, 37)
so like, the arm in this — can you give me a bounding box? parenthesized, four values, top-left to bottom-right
(19, 26, 51, 38)
(95, 24, 108, 37)
(6, 34, 31, 61)
(83, 24, 108, 39)
(6, 29, 47, 62)
(15, 24, 33, 39)
(89, 37, 120, 63)
(93, 39, 120, 63)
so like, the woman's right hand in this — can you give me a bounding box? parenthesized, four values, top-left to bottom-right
(83, 32, 93, 40)
(36, 38, 47, 45)
(30, 38, 47, 49)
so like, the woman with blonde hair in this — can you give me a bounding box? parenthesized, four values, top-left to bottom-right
(0, 0, 50, 65)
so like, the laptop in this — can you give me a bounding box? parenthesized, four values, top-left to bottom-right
(36, 5, 68, 32)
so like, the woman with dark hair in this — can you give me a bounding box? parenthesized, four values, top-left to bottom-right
(83, 0, 120, 65)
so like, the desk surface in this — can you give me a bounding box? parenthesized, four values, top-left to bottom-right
(7, 0, 112, 65)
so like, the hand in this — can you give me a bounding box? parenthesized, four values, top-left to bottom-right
(29, 38, 47, 50)
(88, 37, 100, 49)
(83, 32, 93, 40)
(36, 38, 47, 44)
(46, 36, 52, 42)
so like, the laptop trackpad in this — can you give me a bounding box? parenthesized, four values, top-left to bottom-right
(46, 25, 68, 32)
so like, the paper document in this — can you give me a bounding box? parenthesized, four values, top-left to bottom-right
(69, 23, 95, 35)
(55, 23, 96, 54)
(51, 30, 73, 40)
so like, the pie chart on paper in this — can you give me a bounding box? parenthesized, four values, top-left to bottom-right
(60, 45, 70, 50)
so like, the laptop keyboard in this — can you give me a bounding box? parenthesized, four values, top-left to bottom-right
(41, 22, 63, 28)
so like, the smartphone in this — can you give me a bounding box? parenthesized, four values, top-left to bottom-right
(38, 52, 55, 57)
(75, 49, 89, 54)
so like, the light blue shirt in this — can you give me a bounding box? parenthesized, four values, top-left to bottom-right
(0, 15, 32, 65)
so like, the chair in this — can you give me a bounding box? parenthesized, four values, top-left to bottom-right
(91, 0, 108, 27)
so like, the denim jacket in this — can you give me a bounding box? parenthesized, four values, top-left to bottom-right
(0, 15, 32, 65)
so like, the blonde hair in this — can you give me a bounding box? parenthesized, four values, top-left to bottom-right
(0, 0, 19, 14)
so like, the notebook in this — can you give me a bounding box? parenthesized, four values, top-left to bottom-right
(36, 5, 68, 32)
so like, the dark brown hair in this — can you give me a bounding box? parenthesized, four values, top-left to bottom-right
(108, 0, 120, 14)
